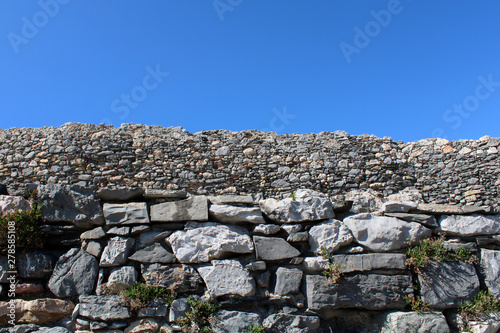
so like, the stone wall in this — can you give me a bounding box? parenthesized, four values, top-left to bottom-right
(0, 123, 499, 211)
(1, 185, 500, 332)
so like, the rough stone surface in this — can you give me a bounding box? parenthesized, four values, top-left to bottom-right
(135, 302, 167, 319)
(419, 261, 480, 308)
(97, 187, 143, 201)
(343, 213, 432, 252)
(253, 236, 301, 261)
(197, 260, 256, 297)
(439, 214, 500, 236)
(99, 236, 135, 267)
(209, 204, 264, 224)
(305, 274, 413, 311)
(83, 240, 103, 257)
(129, 243, 176, 264)
(48, 248, 98, 297)
(79, 295, 131, 321)
(308, 219, 353, 254)
(106, 226, 131, 236)
(287, 231, 309, 242)
(80, 226, 106, 240)
(0, 195, 31, 216)
(136, 231, 171, 249)
(143, 188, 187, 199)
(345, 190, 384, 213)
(141, 263, 203, 293)
(331, 253, 407, 273)
(302, 257, 330, 272)
(0, 298, 74, 325)
(150, 196, 208, 222)
(169, 298, 189, 322)
(380, 311, 450, 333)
(253, 224, 281, 235)
(275, 267, 302, 296)
(382, 200, 418, 213)
(480, 249, 500, 297)
(262, 313, 320, 333)
(384, 212, 438, 227)
(417, 203, 492, 215)
(17, 252, 56, 278)
(124, 319, 159, 333)
(168, 223, 253, 263)
(36, 184, 104, 228)
(213, 310, 261, 333)
(103, 202, 150, 225)
(108, 266, 138, 285)
(209, 195, 255, 205)
(0, 257, 8, 283)
(260, 189, 334, 223)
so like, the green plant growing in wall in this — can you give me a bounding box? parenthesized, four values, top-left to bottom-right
(246, 324, 266, 333)
(404, 295, 431, 313)
(322, 262, 342, 285)
(178, 296, 220, 333)
(405, 234, 478, 274)
(0, 201, 45, 256)
(122, 282, 177, 311)
(459, 290, 500, 322)
(289, 191, 296, 201)
(320, 246, 333, 260)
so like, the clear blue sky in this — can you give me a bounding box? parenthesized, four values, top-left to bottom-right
(1, 1, 500, 142)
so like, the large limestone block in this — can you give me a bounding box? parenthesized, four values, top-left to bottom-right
(213, 310, 261, 333)
(100, 236, 135, 267)
(439, 214, 500, 236)
(103, 202, 150, 225)
(197, 260, 255, 297)
(0, 298, 74, 325)
(260, 189, 334, 223)
(331, 253, 407, 273)
(343, 214, 432, 252)
(209, 195, 255, 205)
(150, 196, 208, 222)
(262, 313, 321, 333)
(209, 204, 264, 224)
(308, 219, 353, 254)
(79, 295, 131, 321)
(141, 263, 203, 293)
(305, 274, 413, 311)
(36, 184, 104, 228)
(480, 249, 500, 297)
(419, 261, 480, 308)
(0, 195, 31, 216)
(48, 248, 98, 297)
(253, 236, 301, 261)
(380, 311, 450, 333)
(168, 223, 253, 263)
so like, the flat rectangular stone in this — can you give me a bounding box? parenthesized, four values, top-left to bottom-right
(331, 253, 407, 273)
(144, 189, 187, 199)
(416, 203, 493, 215)
(208, 195, 255, 205)
(305, 274, 412, 311)
(103, 202, 150, 225)
(150, 196, 208, 222)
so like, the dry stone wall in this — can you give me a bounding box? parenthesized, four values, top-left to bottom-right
(0, 123, 499, 211)
(1, 185, 500, 332)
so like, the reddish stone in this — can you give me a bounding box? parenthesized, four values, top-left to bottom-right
(15, 283, 44, 294)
